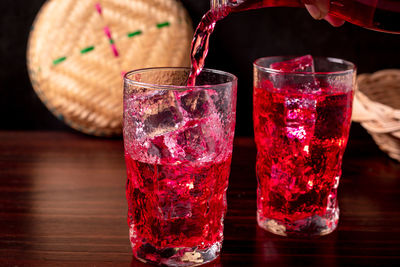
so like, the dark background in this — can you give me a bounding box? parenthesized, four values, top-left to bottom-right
(1, 0, 399, 136)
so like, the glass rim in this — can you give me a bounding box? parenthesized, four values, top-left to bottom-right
(123, 67, 237, 91)
(253, 56, 356, 76)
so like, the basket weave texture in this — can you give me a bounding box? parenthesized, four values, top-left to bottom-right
(27, 0, 193, 136)
(352, 69, 400, 162)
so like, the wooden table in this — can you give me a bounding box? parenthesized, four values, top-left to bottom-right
(0, 130, 399, 266)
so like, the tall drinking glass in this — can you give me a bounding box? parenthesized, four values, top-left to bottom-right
(253, 56, 356, 237)
(123, 67, 237, 266)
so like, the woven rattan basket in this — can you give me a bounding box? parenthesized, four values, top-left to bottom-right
(352, 69, 400, 162)
(27, 0, 193, 136)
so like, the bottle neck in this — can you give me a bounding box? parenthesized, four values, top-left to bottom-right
(211, 0, 244, 9)
(211, 0, 303, 13)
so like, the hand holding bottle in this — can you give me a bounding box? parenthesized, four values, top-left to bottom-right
(303, 0, 345, 26)
(211, 0, 400, 34)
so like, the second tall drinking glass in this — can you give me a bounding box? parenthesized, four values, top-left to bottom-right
(253, 56, 356, 237)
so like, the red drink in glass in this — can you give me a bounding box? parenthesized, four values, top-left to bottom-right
(123, 68, 237, 266)
(253, 56, 355, 236)
(125, 156, 231, 252)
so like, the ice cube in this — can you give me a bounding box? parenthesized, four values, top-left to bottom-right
(161, 122, 216, 162)
(270, 55, 315, 72)
(175, 88, 218, 120)
(125, 90, 184, 140)
(278, 57, 319, 136)
(285, 97, 317, 125)
(123, 90, 185, 163)
(143, 106, 182, 137)
(129, 86, 226, 164)
(142, 91, 183, 137)
(145, 87, 225, 162)
(284, 95, 317, 185)
(175, 124, 213, 161)
(179, 90, 210, 119)
(171, 105, 227, 162)
(271, 55, 320, 94)
(285, 99, 316, 140)
(147, 135, 171, 159)
(143, 120, 218, 164)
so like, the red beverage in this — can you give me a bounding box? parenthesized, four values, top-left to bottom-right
(188, 10, 224, 86)
(253, 79, 353, 236)
(124, 68, 236, 265)
(125, 154, 231, 263)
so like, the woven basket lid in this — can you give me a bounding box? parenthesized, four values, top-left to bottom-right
(27, 0, 193, 136)
(352, 69, 400, 161)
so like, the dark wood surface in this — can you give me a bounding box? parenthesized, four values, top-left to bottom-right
(0, 130, 399, 266)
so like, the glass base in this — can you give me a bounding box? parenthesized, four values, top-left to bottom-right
(257, 207, 339, 237)
(133, 242, 221, 266)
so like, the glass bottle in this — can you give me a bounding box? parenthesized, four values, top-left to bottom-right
(211, 0, 400, 34)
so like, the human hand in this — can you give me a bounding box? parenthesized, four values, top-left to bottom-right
(303, 0, 345, 27)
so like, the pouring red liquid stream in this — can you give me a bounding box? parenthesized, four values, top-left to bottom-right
(188, 0, 400, 85)
(187, 10, 223, 86)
